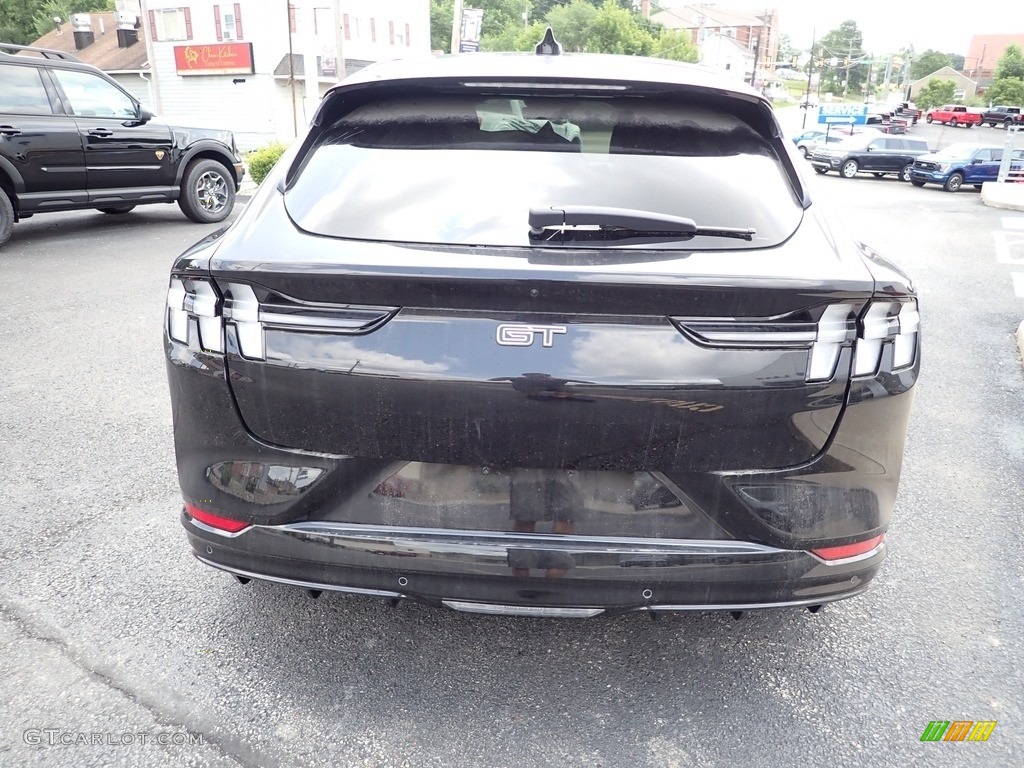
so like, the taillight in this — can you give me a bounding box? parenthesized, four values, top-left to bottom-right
(853, 299, 919, 376)
(166, 278, 397, 360)
(184, 502, 250, 533)
(811, 534, 885, 561)
(673, 297, 918, 382)
(166, 277, 223, 353)
(219, 282, 398, 361)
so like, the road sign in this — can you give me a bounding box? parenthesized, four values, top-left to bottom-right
(818, 104, 868, 126)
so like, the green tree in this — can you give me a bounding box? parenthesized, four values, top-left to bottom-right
(995, 43, 1024, 80)
(916, 79, 956, 111)
(775, 33, 800, 69)
(567, 0, 652, 55)
(0, 0, 38, 44)
(543, 0, 600, 51)
(910, 49, 952, 80)
(481, 19, 548, 52)
(430, 0, 454, 52)
(818, 21, 865, 95)
(32, 1, 115, 39)
(649, 27, 698, 62)
(435, 0, 696, 61)
(984, 77, 1024, 106)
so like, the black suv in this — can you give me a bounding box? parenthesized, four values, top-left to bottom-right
(980, 105, 1024, 127)
(0, 44, 244, 248)
(164, 36, 920, 617)
(810, 134, 930, 181)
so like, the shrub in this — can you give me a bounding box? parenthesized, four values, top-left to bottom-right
(247, 142, 288, 185)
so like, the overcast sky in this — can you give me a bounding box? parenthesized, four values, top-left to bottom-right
(722, 1, 1019, 54)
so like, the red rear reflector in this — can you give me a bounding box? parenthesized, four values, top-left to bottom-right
(811, 534, 884, 561)
(185, 502, 250, 533)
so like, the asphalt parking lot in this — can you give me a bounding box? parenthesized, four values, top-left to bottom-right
(1, 158, 1022, 765)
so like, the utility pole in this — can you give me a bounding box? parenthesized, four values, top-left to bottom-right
(748, 8, 771, 89)
(843, 39, 853, 99)
(802, 28, 815, 129)
(450, 0, 464, 54)
(864, 53, 872, 102)
(331, 0, 346, 83)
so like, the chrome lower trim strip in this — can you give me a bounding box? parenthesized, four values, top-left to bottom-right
(194, 556, 403, 598)
(278, 522, 785, 556)
(442, 601, 604, 618)
(646, 586, 871, 612)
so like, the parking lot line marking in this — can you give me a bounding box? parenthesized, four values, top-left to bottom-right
(993, 231, 1024, 265)
(1002, 217, 1024, 231)
(1012, 273, 1024, 299)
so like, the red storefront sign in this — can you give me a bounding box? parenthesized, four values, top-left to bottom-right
(173, 42, 254, 76)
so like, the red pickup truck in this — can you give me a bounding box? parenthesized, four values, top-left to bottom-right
(925, 105, 982, 127)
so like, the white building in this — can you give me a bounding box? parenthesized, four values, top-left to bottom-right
(141, 0, 431, 149)
(698, 32, 754, 83)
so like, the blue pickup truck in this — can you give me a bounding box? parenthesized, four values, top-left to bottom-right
(909, 143, 1023, 191)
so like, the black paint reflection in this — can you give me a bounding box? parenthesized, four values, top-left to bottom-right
(339, 463, 728, 542)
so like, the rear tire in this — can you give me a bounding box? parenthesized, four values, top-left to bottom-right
(900, 163, 913, 183)
(841, 159, 859, 179)
(0, 190, 13, 248)
(97, 205, 136, 215)
(944, 172, 964, 192)
(800, 146, 809, 157)
(178, 158, 235, 224)
(950, 117, 958, 127)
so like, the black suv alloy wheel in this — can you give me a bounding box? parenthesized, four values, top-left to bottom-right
(178, 159, 236, 224)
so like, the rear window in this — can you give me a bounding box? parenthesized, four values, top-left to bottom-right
(284, 93, 802, 249)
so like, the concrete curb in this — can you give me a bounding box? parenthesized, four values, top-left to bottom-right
(981, 182, 1024, 211)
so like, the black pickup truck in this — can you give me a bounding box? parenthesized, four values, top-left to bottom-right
(980, 105, 1024, 127)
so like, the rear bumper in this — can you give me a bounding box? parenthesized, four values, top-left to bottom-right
(185, 514, 883, 615)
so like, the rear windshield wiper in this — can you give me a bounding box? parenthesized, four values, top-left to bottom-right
(528, 206, 756, 243)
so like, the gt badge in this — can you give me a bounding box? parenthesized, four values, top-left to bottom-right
(496, 323, 567, 348)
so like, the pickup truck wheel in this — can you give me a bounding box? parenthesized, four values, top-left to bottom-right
(0, 190, 13, 248)
(813, 167, 828, 174)
(178, 158, 235, 224)
(900, 163, 914, 183)
(97, 205, 136, 214)
(840, 159, 859, 179)
(1006, 118, 1014, 127)
(949, 117, 958, 127)
(926, 114, 933, 123)
(944, 172, 964, 192)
